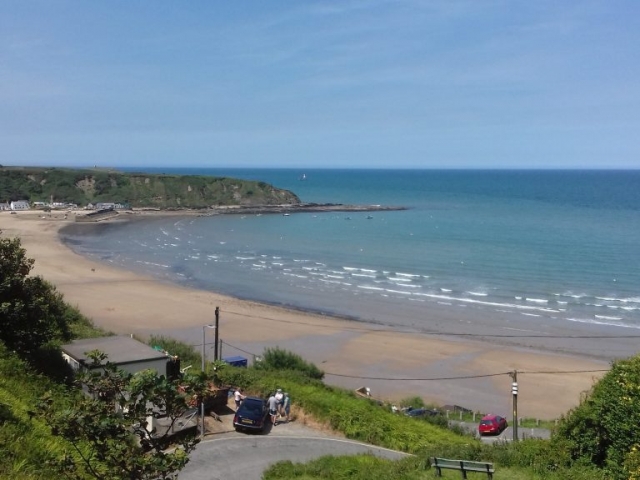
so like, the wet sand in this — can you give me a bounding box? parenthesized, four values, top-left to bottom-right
(0, 210, 611, 419)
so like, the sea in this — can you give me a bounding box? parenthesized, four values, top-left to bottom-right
(60, 169, 640, 360)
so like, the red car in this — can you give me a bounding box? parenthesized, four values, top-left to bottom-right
(478, 414, 508, 436)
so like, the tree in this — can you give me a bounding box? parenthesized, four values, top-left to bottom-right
(38, 351, 208, 480)
(0, 230, 72, 357)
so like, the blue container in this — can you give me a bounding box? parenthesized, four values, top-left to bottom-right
(223, 355, 248, 368)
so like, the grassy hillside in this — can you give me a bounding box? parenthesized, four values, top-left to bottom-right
(0, 166, 300, 209)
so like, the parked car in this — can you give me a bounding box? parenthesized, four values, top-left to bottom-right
(478, 414, 508, 436)
(404, 407, 440, 418)
(233, 396, 268, 433)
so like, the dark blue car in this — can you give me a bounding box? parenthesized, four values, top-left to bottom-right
(233, 396, 268, 433)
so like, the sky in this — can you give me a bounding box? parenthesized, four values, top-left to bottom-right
(1, 1, 639, 169)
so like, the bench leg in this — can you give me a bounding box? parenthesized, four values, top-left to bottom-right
(460, 461, 467, 479)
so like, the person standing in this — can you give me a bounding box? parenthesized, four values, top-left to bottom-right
(234, 388, 245, 410)
(282, 392, 291, 423)
(267, 394, 278, 426)
(274, 388, 284, 419)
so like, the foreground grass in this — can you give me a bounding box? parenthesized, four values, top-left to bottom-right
(264, 453, 608, 480)
(0, 345, 68, 479)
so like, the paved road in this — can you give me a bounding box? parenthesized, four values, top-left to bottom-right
(181, 423, 409, 480)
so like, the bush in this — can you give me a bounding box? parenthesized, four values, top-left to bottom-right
(254, 347, 325, 380)
(553, 354, 640, 479)
(147, 335, 201, 373)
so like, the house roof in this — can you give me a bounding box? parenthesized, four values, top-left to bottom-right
(61, 336, 168, 366)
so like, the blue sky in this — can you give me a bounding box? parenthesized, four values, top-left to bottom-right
(1, 1, 638, 169)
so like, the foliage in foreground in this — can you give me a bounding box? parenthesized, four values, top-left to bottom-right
(37, 351, 208, 480)
(553, 354, 640, 480)
(0, 343, 69, 479)
(0, 231, 73, 358)
(264, 454, 428, 480)
(264, 452, 608, 480)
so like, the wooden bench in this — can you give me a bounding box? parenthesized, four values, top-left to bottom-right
(430, 457, 495, 479)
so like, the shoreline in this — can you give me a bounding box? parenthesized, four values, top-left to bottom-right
(1, 210, 612, 419)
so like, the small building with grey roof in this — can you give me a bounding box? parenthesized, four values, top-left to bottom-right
(61, 336, 171, 376)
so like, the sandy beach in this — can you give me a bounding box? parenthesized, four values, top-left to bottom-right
(0, 210, 611, 419)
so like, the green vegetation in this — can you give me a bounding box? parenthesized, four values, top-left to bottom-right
(265, 454, 427, 480)
(0, 232, 73, 357)
(0, 167, 300, 209)
(148, 335, 202, 373)
(254, 346, 325, 380)
(553, 355, 640, 479)
(0, 343, 69, 480)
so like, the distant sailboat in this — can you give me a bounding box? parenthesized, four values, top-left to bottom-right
(299, 173, 307, 181)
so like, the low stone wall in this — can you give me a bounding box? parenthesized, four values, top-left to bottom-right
(75, 209, 119, 222)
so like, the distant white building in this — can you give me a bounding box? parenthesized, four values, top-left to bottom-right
(95, 202, 116, 210)
(10, 200, 30, 211)
(0, 203, 10, 211)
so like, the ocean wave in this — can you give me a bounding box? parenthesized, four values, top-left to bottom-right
(395, 272, 420, 278)
(135, 260, 169, 268)
(526, 298, 548, 304)
(388, 277, 412, 282)
(357, 285, 384, 291)
(413, 292, 559, 313)
(385, 289, 412, 295)
(566, 317, 640, 329)
(595, 315, 623, 321)
(467, 291, 487, 297)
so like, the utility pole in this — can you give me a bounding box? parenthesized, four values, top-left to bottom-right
(510, 370, 518, 441)
(214, 307, 220, 361)
(201, 323, 216, 439)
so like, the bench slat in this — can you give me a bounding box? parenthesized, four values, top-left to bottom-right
(430, 457, 495, 478)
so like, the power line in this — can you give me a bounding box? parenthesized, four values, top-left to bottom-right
(220, 340, 259, 357)
(323, 369, 609, 381)
(215, 337, 612, 381)
(221, 308, 640, 339)
(324, 371, 512, 381)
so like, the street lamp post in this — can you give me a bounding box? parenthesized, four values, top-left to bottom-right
(201, 324, 216, 439)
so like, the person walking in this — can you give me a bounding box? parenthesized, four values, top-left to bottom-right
(233, 388, 245, 410)
(282, 392, 291, 423)
(267, 394, 278, 426)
